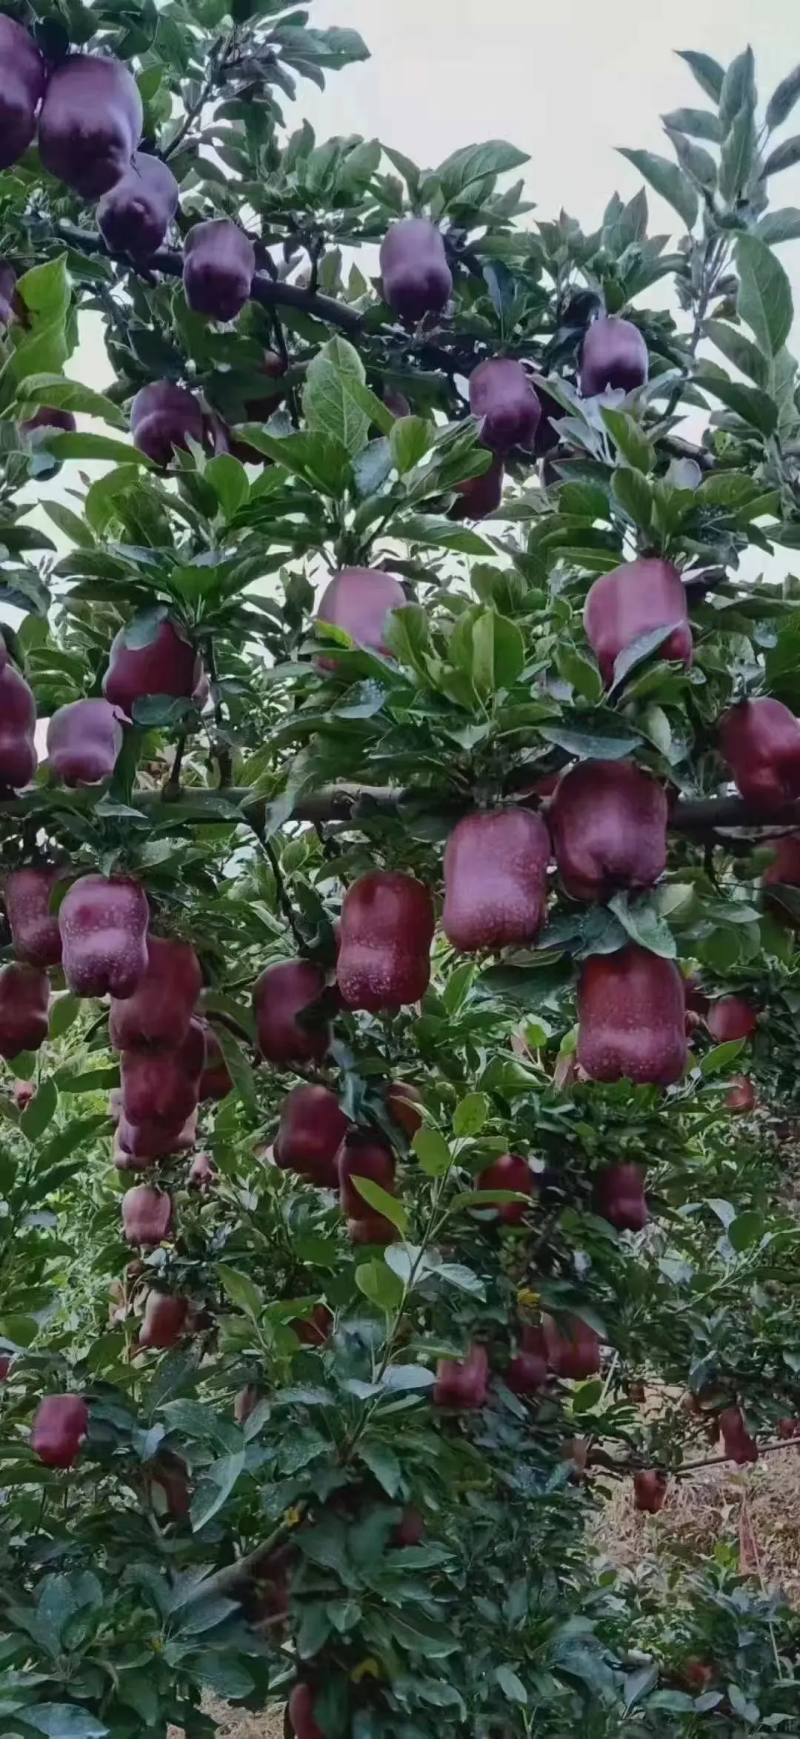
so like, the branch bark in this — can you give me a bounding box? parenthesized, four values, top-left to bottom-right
(52, 222, 363, 335)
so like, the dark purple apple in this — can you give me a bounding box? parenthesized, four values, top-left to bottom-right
(97, 152, 179, 260)
(130, 381, 205, 469)
(38, 54, 143, 200)
(0, 17, 45, 171)
(183, 219, 255, 322)
(380, 218, 452, 323)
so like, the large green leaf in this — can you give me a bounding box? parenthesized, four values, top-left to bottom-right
(617, 149, 698, 231)
(735, 234, 793, 357)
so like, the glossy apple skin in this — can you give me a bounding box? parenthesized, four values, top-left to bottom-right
(550, 760, 668, 902)
(0, 659, 37, 788)
(130, 381, 205, 469)
(337, 1132, 396, 1216)
(585, 557, 692, 688)
(38, 55, 143, 199)
(121, 1021, 204, 1127)
(31, 1394, 89, 1469)
(443, 808, 550, 952)
(183, 219, 256, 322)
(253, 959, 330, 1066)
(5, 866, 64, 967)
(380, 218, 452, 323)
(719, 1405, 758, 1465)
(109, 938, 202, 1052)
(449, 453, 504, 520)
(593, 1163, 648, 1232)
(47, 698, 124, 786)
(121, 1185, 174, 1248)
(337, 871, 435, 1012)
(433, 1343, 489, 1409)
(633, 1469, 667, 1513)
(469, 358, 541, 453)
(103, 618, 201, 715)
(577, 944, 687, 1086)
(0, 18, 45, 171)
(97, 152, 179, 260)
(138, 1292, 189, 1350)
(196, 1020, 233, 1100)
(726, 1075, 755, 1113)
(720, 698, 800, 811)
(763, 833, 800, 887)
(114, 1110, 197, 1167)
(315, 567, 405, 668)
(543, 1314, 601, 1379)
(506, 1326, 548, 1395)
(59, 874, 150, 999)
(580, 315, 648, 396)
(0, 963, 49, 1059)
(288, 1683, 323, 1739)
(475, 1153, 534, 1225)
(274, 1084, 349, 1187)
(706, 996, 758, 1043)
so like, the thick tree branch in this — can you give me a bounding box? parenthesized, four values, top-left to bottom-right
(52, 222, 363, 335)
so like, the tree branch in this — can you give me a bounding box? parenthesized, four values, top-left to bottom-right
(51, 222, 363, 335)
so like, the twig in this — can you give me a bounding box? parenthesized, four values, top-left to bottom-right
(51, 222, 363, 334)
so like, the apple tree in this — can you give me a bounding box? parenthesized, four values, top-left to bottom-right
(3, 8, 800, 1737)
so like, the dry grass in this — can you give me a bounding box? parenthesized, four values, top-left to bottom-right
(594, 1441, 800, 1604)
(168, 1698, 284, 1739)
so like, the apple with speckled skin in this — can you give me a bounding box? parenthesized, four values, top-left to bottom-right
(315, 567, 405, 668)
(109, 938, 202, 1051)
(5, 866, 64, 967)
(253, 959, 330, 1066)
(706, 996, 757, 1043)
(274, 1084, 349, 1187)
(0, 964, 49, 1059)
(550, 761, 668, 902)
(443, 808, 550, 952)
(578, 945, 686, 1085)
(585, 558, 692, 688)
(59, 875, 149, 1000)
(720, 697, 800, 811)
(47, 699, 124, 786)
(103, 619, 201, 716)
(337, 872, 434, 1011)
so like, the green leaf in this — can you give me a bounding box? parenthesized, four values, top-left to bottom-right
(761, 134, 800, 178)
(44, 433, 150, 467)
(662, 108, 722, 141)
(608, 893, 677, 957)
(381, 1362, 435, 1391)
(437, 140, 529, 197)
(22, 1708, 108, 1739)
(302, 335, 371, 456)
(696, 367, 778, 434)
(617, 149, 698, 231)
(190, 1449, 246, 1531)
(413, 1127, 452, 1176)
(213, 1023, 257, 1116)
(453, 1093, 488, 1137)
(389, 415, 434, 474)
(541, 716, 643, 760)
(719, 104, 756, 202)
(556, 645, 604, 704)
(735, 235, 793, 358)
(217, 1264, 263, 1321)
(766, 64, 800, 129)
(354, 1258, 404, 1312)
(610, 621, 685, 691)
(601, 407, 654, 472)
(665, 127, 717, 191)
(704, 319, 767, 386)
(728, 1210, 763, 1252)
(47, 994, 81, 1039)
(206, 453, 249, 518)
(719, 47, 756, 133)
(756, 207, 800, 244)
(19, 376, 126, 427)
(43, 502, 96, 548)
(20, 1077, 59, 1141)
(700, 1039, 745, 1075)
(611, 467, 653, 531)
(495, 1666, 528, 1704)
(16, 255, 71, 321)
(357, 1440, 403, 1494)
(351, 1177, 408, 1233)
(676, 49, 725, 104)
